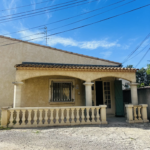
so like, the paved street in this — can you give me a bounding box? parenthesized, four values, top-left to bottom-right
(0, 122, 150, 150)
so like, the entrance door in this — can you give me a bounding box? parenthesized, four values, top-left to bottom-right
(96, 81, 103, 106)
(114, 80, 124, 116)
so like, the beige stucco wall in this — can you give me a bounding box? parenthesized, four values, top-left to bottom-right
(0, 36, 120, 110)
(21, 76, 85, 107)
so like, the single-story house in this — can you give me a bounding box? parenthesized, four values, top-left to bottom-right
(0, 36, 148, 127)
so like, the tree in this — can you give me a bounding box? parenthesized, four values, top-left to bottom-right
(125, 64, 150, 87)
(126, 65, 133, 68)
(146, 64, 150, 75)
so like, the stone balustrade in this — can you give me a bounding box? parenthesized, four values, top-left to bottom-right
(1, 105, 107, 128)
(125, 104, 149, 123)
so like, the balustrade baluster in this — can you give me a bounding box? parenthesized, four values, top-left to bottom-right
(33, 109, 38, 126)
(9, 110, 14, 127)
(15, 110, 20, 126)
(61, 109, 64, 125)
(137, 106, 142, 121)
(50, 109, 54, 125)
(44, 109, 49, 125)
(71, 108, 75, 125)
(85, 108, 90, 124)
(28, 110, 32, 126)
(66, 108, 70, 125)
(81, 108, 85, 124)
(96, 107, 101, 124)
(55, 109, 59, 125)
(133, 106, 138, 121)
(91, 108, 95, 124)
(21, 110, 26, 126)
(39, 109, 43, 126)
(76, 108, 80, 124)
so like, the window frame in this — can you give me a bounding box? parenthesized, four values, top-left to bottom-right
(49, 79, 75, 104)
(103, 81, 112, 109)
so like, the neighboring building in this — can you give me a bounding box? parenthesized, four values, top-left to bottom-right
(0, 36, 139, 121)
(121, 79, 130, 90)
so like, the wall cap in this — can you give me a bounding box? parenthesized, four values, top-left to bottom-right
(99, 105, 107, 108)
(127, 82, 139, 86)
(12, 81, 24, 85)
(1, 106, 11, 110)
(125, 104, 133, 107)
(139, 104, 148, 107)
(83, 82, 94, 86)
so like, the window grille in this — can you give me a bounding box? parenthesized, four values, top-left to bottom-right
(51, 82, 73, 102)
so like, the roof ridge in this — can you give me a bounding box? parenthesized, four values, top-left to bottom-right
(0, 35, 121, 65)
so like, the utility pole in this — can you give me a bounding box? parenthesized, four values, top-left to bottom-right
(40, 26, 49, 46)
(44, 26, 48, 46)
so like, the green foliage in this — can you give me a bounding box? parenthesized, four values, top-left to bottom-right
(147, 64, 150, 75)
(126, 65, 133, 68)
(126, 64, 150, 86)
(0, 126, 10, 130)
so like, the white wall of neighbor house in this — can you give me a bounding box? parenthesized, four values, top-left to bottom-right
(0, 36, 120, 110)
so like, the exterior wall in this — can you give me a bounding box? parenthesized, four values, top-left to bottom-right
(21, 76, 85, 107)
(0, 37, 120, 110)
(123, 87, 150, 119)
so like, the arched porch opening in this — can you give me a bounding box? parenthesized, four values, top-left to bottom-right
(15, 75, 86, 108)
(91, 76, 132, 117)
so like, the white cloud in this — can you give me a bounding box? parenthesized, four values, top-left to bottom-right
(2, 0, 18, 15)
(100, 51, 112, 58)
(18, 29, 120, 50)
(48, 36, 120, 50)
(19, 29, 45, 43)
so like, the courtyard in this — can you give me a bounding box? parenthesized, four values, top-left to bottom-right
(0, 118, 150, 150)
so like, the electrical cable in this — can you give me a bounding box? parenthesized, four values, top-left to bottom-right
(0, 0, 134, 44)
(122, 33, 150, 64)
(1, 0, 126, 37)
(0, 0, 98, 23)
(0, 3, 150, 47)
(135, 48, 150, 67)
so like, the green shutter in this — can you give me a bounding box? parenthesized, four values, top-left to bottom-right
(114, 80, 124, 116)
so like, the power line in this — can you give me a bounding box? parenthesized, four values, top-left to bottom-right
(0, 0, 134, 44)
(0, 0, 85, 19)
(1, 3, 150, 47)
(122, 33, 150, 64)
(128, 42, 150, 61)
(135, 48, 150, 67)
(0, 0, 129, 37)
(0, 0, 53, 12)
(0, 0, 97, 23)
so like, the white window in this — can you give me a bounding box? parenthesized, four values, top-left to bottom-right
(103, 82, 111, 108)
(49, 79, 75, 102)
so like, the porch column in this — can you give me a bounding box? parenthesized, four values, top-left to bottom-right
(83, 81, 94, 106)
(12, 81, 24, 108)
(128, 82, 139, 105)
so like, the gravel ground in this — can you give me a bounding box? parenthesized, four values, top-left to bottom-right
(0, 124, 150, 150)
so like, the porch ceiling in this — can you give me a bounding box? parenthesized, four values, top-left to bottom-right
(15, 62, 138, 72)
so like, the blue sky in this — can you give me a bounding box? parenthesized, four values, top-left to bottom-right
(0, 0, 150, 68)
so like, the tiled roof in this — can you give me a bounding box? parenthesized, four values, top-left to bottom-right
(0, 35, 121, 65)
(15, 62, 137, 71)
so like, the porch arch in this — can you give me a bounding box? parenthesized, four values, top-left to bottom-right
(16, 69, 136, 82)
